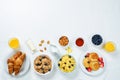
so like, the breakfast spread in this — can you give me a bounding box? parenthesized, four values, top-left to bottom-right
(92, 34, 103, 46)
(7, 51, 26, 75)
(75, 38, 84, 47)
(103, 41, 116, 52)
(6, 34, 117, 77)
(59, 36, 69, 46)
(34, 55, 52, 74)
(58, 55, 76, 73)
(83, 52, 104, 72)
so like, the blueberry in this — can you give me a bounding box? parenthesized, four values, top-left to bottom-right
(64, 62, 66, 64)
(60, 58, 62, 61)
(71, 64, 74, 66)
(63, 67, 65, 69)
(68, 66, 71, 68)
(92, 34, 103, 45)
(58, 63, 60, 66)
(68, 55, 72, 58)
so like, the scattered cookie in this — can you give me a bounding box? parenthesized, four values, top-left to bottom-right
(39, 43, 42, 46)
(38, 40, 50, 52)
(44, 47, 47, 51)
(47, 41, 50, 44)
(41, 40, 44, 44)
(40, 50, 43, 52)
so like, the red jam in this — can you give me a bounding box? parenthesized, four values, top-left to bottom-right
(75, 38, 84, 47)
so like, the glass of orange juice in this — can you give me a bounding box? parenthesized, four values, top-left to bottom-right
(103, 41, 116, 52)
(8, 38, 20, 49)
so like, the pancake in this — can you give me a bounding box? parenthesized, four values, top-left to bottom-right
(83, 57, 90, 68)
(89, 53, 99, 62)
(90, 61, 100, 71)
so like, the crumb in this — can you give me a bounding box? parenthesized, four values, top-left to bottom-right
(40, 50, 43, 52)
(44, 47, 47, 51)
(47, 41, 50, 44)
(39, 43, 42, 46)
(41, 40, 44, 44)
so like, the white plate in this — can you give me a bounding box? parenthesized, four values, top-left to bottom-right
(4, 50, 30, 77)
(79, 49, 106, 76)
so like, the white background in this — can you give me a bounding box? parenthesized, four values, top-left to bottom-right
(0, 0, 120, 80)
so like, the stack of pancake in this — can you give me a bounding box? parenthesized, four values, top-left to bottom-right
(83, 52, 103, 72)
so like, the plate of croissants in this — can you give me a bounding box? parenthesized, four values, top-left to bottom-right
(80, 49, 106, 76)
(4, 50, 30, 77)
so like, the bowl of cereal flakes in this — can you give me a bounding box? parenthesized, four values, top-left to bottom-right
(58, 55, 76, 73)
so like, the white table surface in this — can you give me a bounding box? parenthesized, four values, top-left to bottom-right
(0, 0, 120, 80)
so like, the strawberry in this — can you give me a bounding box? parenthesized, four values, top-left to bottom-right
(86, 67, 92, 72)
(85, 53, 90, 58)
(98, 57, 103, 62)
(100, 62, 104, 68)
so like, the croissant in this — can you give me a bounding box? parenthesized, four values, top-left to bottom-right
(7, 51, 22, 63)
(7, 51, 26, 75)
(14, 53, 26, 75)
(7, 51, 22, 74)
(8, 62, 14, 74)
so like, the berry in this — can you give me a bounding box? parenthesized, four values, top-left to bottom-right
(98, 57, 103, 62)
(92, 34, 103, 45)
(86, 67, 92, 72)
(100, 62, 104, 68)
(85, 53, 90, 58)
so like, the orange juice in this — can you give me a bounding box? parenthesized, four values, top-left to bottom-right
(103, 41, 115, 52)
(8, 38, 20, 49)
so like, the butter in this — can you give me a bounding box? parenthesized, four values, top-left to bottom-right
(26, 39, 36, 52)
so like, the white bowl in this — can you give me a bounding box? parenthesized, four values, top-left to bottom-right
(57, 54, 77, 75)
(33, 52, 54, 76)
